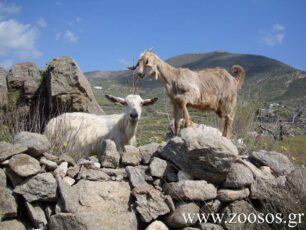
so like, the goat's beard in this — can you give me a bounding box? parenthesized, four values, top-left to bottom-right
(149, 68, 159, 80)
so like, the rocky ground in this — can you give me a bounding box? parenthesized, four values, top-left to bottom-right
(0, 125, 305, 230)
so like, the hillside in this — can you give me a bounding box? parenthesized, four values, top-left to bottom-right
(85, 51, 306, 101)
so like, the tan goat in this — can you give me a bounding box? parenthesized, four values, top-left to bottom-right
(128, 50, 245, 138)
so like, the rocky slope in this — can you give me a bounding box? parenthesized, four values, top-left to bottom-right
(0, 125, 305, 230)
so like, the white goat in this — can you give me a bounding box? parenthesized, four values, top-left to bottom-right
(44, 94, 158, 158)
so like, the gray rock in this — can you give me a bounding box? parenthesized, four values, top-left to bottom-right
(139, 142, 160, 164)
(58, 153, 76, 166)
(77, 166, 110, 181)
(165, 202, 200, 228)
(201, 199, 222, 213)
(223, 163, 254, 188)
(40, 156, 58, 170)
(217, 188, 250, 202)
(276, 176, 287, 188)
(7, 62, 40, 99)
(14, 172, 58, 202)
(67, 165, 80, 178)
(49, 213, 87, 230)
(149, 157, 177, 181)
(57, 178, 79, 213)
(63, 176, 75, 185)
(132, 184, 170, 223)
(121, 145, 141, 166)
(100, 168, 127, 179)
(126, 166, 147, 188)
(0, 219, 26, 230)
(178, 170, 193, 181)
(0, 187, 17, 220)
(25, 202, 48, 229)
(13, 132, 50, 157)
(0, 168, 6, 187)
(4, 167, 23, 187)
(51, 180, 138, 230)
(221, 200, 270, 230)
(286, 166, 306, 202)
(98, 139, 120, 168)
(45, 56, 104, 115)
(0, 67, 8, 109)
(198, 223, 224, 230)
(164, 180, 217, 201)
(54, 161, 68, 179)
(160, 126, 238, 184)
(183, 228, 201, 230)
(9, 153, 41, 177)
(43, 152, 59, 161)
(145, 220, 169, 230)
(249, 150, 294, 176)
(0, 141, 27, 162)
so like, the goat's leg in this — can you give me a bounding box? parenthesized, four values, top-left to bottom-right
(173, 104, 181, 136)
(223, 115, 233, 138)
(182, 103, 192, 128)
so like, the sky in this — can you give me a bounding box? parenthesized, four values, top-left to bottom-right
(0, 0, 305, 72)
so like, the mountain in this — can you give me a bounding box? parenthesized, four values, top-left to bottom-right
(85, 51, 306, 101)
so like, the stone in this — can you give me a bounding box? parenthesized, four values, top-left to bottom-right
(25, 202, 48, 229)
(4, 167, 23, 187)
(0, 159, 9, 166)
(54, 161, 68, 179)
(276, 176, 287, 188)
(149, 157, 166, 177)
(0, 219, 26, 230)
(0, 187, 17, 220)
(43, 152, 59, 161)
(160, 126, 238, 184)
(132, 184, 170, 223)
(50, 180, 138, 230)
(67, 165, 80, 178)
(139, 142, 160, 164)
(164, 180, 217, 201)
(63, 176, 75, 185)
(0, 142, 27, 162)
(101, 168, 127, 179)
(201, 199, 222, 213)
(0, 67, 8, 109)
(178, 170, 193, 181)
(40, 156, 58, 170)
(14, 172, 58, 202)
(145, 220, 169, 230)
(9, 153, 41, 177)
(121, 145, 142, 166)
(221, 200, 270, 230)
(0, 168, 6, 187)
(217, 188, 250, 202)
(7, 62, 40, 99)
(198, 223, 224, 230)
(58, 153, 76, 166)
(13, 132, 50, 157)
(165, 202, 200, 228)
(98, 139, 120, 168)
(126, 166, 147, 188)
(77, 166, 110, 181)
(183, 228, 201, 230)
(223, 163, 254, 188)
(286, 166, 306, 202)
(45, 56, 104, 115)
(57, 179, 79, 213)
(249, 150, 294, 176)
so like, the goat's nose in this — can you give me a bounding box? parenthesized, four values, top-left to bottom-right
(130, 113, 138, 119)
(138, 72, 144, 78)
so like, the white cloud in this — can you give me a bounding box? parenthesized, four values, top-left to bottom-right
(68, 17, 82, 27)
(37, 17, 47, 28)
(0, 2, 22, 15)
(56, 30, 78, 43)
(0, 19, 41, 58)
(261, 23, 286, 47)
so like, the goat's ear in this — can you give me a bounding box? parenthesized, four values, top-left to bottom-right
(142, 97, 158, 106)
(105, 95, 127, 105)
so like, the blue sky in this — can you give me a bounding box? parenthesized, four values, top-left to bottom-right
(0, 0, 305, 72)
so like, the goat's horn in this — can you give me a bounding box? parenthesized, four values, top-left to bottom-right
(127, 61, 139, 70)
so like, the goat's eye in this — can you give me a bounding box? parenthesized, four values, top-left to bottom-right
(145, 59, 149, 65)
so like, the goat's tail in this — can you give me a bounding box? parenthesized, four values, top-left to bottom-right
(232, 65, 245, 90)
